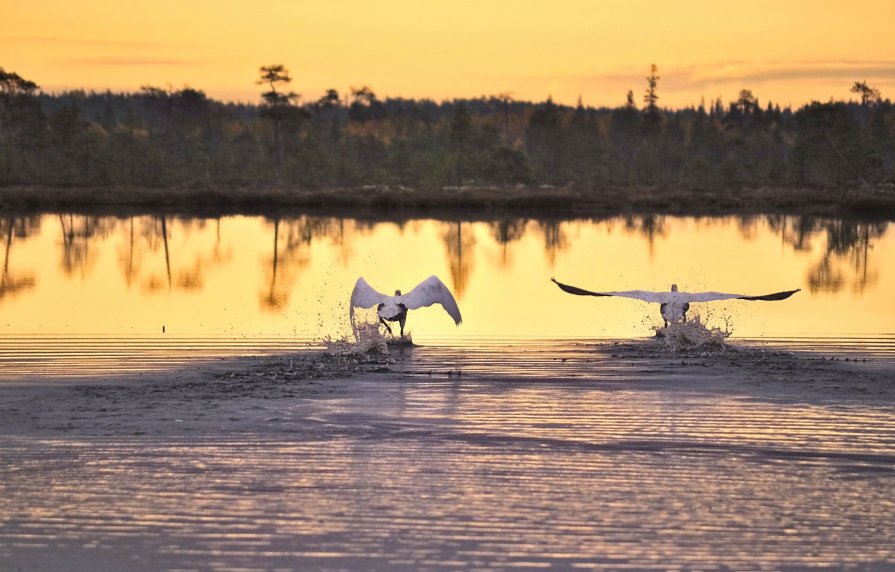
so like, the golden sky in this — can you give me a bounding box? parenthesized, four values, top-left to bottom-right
(4, 0, 895, 108)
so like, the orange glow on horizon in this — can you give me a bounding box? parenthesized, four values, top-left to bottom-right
(4, 0, 895, 108)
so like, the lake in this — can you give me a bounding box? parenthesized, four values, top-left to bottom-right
(3, 211, 895, 570)
(1, 212, 893, 377)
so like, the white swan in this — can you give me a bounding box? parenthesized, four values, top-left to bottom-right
(551, 278, 800, 327)
(350, 275, 462, 337)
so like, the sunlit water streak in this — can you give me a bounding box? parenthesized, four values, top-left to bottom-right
(2, 331, 895, 381)
(0, 334, 320, 379)
(2, 333, 895, 380)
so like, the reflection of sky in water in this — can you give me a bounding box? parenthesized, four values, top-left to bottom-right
(2, 373, 894, 568)
(0, 214, 893, 341)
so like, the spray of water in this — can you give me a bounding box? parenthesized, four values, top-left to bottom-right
(341, 304, 417, 352)
(325, 320, 389, 356)
(653, 313, 732, 351)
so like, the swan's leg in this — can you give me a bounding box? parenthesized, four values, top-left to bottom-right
(379, 317, 393, 335)
(399, 314, 406, 338)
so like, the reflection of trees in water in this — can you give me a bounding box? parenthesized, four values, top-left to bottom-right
(736, 215, 760, 241)
(0, 216, 39, 300)
(808, 256, 845, 293)
(261, 216, 350, 311)
(810, 219, 885, 293)
(58, 214, 116, 277)
(19, 213, 891, 310)
(767, 215, 815, 252)
(535, 220, 568, 267)
(53, 212, 356, 310)
(117, 217, 166, 291)
(261, 218, 293, 311)
(441, 221, 475, 297)
(489, 219, 527, 267)
(481, 218, 565, 269)
(169, 218, 231, 291)
(114, 215, 233, 294)
(118, 218, 139, 287)
(768, 215, 887, 293)
(160, 216, 172, 289)
(328, 218, 356, 266)
(623, 214, 666, 258)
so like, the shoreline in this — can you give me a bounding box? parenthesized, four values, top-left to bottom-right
(2, 183, 895, 219)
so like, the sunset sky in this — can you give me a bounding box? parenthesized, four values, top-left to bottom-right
(4, 0, 895, 108)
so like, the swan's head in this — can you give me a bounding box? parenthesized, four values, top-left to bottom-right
(394, 289, 402, 296)
(671, 284, 678, 292)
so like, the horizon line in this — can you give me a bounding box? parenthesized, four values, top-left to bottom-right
(34, 83, 879, 112)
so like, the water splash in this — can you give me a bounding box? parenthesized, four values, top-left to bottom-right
(654, 314, 732, 350)
(386, 331, 414, 347)
(327, 321, 389, 355)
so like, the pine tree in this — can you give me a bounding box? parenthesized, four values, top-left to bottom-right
(642, 64, 661, 133)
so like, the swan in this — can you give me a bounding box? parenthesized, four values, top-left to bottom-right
(551, 278, 800, 327)
(350, 275, 462, 337)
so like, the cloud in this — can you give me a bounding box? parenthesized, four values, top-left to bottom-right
(60, 57, 197, 67)
(501, 59, 895, 104)
(583, 60, 895, 90)
(664, 60, 895, 91)
(2, 35, 181, 50)
(2, 35, 196, 69)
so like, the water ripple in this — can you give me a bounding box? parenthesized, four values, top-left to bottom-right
(1, 339, 894, 569)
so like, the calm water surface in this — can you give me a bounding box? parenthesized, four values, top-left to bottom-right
(1, 212, 893, 376)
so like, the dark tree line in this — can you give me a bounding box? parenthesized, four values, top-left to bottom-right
(1, 65, 893, 190)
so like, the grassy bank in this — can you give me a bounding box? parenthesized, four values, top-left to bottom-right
(1, 184, 894, 218)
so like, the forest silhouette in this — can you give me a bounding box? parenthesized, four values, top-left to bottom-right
(1, 65, 893, 210)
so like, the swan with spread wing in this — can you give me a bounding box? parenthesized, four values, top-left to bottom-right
(551, 278, 800, 327)
(351, 275, 462, 337)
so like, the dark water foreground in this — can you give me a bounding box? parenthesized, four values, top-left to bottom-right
(1, 341, 894, 570)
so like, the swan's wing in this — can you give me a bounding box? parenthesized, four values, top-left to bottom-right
(350, 277, 387, 333)
(351, 277, 386, 309)
(680, 288, 801, 303)
(737, 288, 801, 301)
(551, 278, 670, 303)
(678, 291, 745, 303)
(550, 278, 613, 297)
(400, 275, 462, 325)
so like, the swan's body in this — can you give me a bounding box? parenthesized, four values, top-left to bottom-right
(551, 278, 800, 327)
(350, 275, 462, 337)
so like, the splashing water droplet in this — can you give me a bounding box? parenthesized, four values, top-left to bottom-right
(654, 314, 731, 350)
(324, 319, 389, 355)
